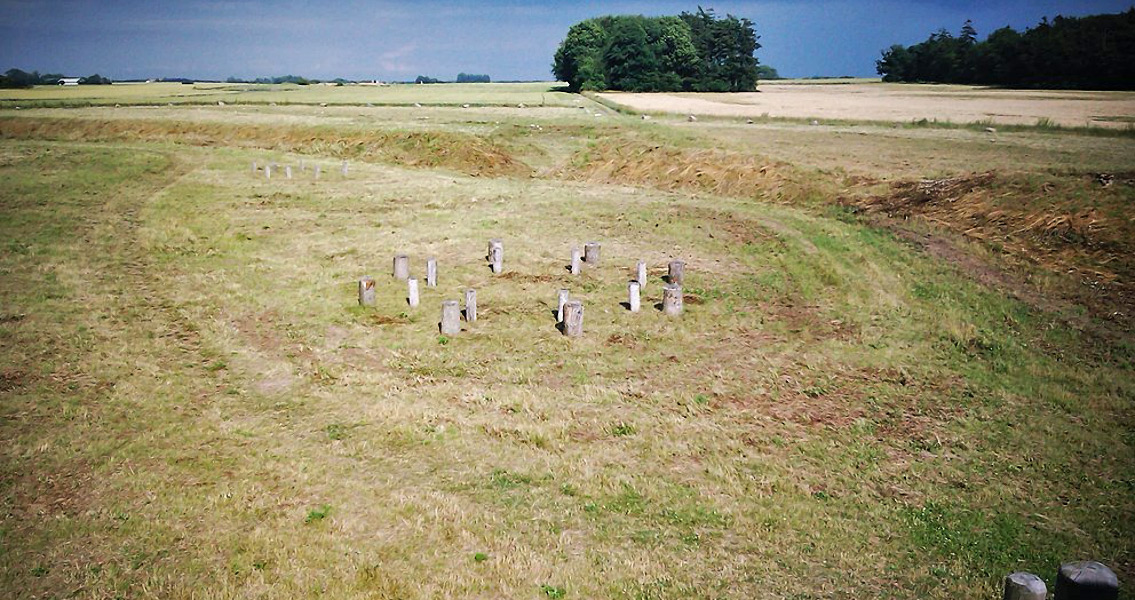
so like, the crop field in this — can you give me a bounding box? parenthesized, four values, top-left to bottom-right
(600, 81, 1135, 129)
(1, 82, 1133, 599)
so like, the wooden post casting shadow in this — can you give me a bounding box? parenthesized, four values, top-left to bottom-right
(358, 276, 375, 306)
(667, 260, 685, 285)
(393, 254, 410, 280)
(662, 284, 683, 316)
(636, 260, 647, 287)
(407, 278, 420, 308)
(628, 281, 641, 312)
(464, 289, 477, 322)
(556, 289, 570, 322)
(569, 248, 581, 275)
(426, 257, 438, 287)
(584, 242, 600, 265)
(440, 300, 461, 335)
(563, 301, 583, 337)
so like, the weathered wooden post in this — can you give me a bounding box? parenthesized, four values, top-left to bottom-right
(668, 259, 685, 285)
(556, 289, 570, 322)
(1055, 561, 1118, 600)
(569, 247, 582, 275)
(265, 165, 272, 179)
(464, 289, 477, 322)
(341, 160, 349, 176)
(285, 165, 292, 179)
(426, 257, 438, 287)
(393, 254, 410, 280)
(662, 284, 683, 316)
(251, 161, 258, 173)
(1004, 573, 1047, 600)
(407, 278, 420, 308)
(584, 242, 601, 265)
(314, 165, 321, 179)
(636, 260, 647, 287)
(628, 281, 641, 312)
(488, 239, 503, 274)
(299, 159, 305, 171)
(358, 276, 375, 306)
(563, 301, 583, 337)
(440, 300, 461, 335)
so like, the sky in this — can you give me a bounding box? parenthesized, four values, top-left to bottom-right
(1, 0, 1132, 81)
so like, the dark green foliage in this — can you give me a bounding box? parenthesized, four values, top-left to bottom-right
(80, 74, 112, 85)
(877, 9, 1135, 89)
(414, 75, 441, 84)
(456, 73, 491, 83)
(0, 69, 89, 88)
(552, 9, 761, 93)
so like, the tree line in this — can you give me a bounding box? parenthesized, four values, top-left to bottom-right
(876, 8, 1135, 90)
(1, 68, 111, 88)
(553, 8, 761, 93)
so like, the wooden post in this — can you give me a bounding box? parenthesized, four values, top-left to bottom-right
(265, 165, 272, 179)
(1055, 561, 1118, 600)
(464, 289, 477, 322)
(557, 289, 570, 322)
(251, 161, 258, 173)
(663, 284, 683, 316)
(341, 160, 349, 176)
(636, 260, 647, 287)
(584, 242, 600, 265)
(569, 247, 582, 275)
(668, 260, 685, 285)
(1004, 573, 1047, 600)
(488, 240, 503, 274)
(426, 257, 437, 287)
(407, 278, 420, 308)
(358, 276, 375, 306)
(563, 301, 583, 337)
(440, 300, 461, 335)
(628, 281, 641, 312)
(299, 159, 305, 171)
(285, 165, 292, 179)
(314, 165, 321, 179)
(393, 254, 410, 280)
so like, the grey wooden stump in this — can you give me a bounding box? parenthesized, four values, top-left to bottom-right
(584, 242, 600, 265)
(426, 257, 438, 287)
(284, 165, 292, 179)
(1004, 572, 1047, 600)
(393, 254, 410, 280)
(570, 247, 582, 275)
(563, 300, 583, 337)
(407, 278, 420, 308)
(440, 300, 461, 335)
(341, 160, 349, 176)
(628, 281, 641, 312)
(264, 165, 272, 179)
(358, 276, 376, 306)
(1055, 561, 1118, 600)
(636, 260, 647, 287)
(314, 164, 321, 179)
(663, 284, 683, 316)
(668, 259, 685, 285)
(488, 239, 503, 274)
(464, 289, 477, 322)
(251, 161, 258, 173)
(557, 289, 570, 322)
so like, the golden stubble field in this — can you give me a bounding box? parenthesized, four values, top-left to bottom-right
(1, 83, 1133, 599)
(599, 81, 1135, 128)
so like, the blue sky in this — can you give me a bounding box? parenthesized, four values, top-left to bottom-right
(1, 0, 1132, 80)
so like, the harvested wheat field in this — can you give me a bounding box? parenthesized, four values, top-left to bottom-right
(1, 83, 1134, 599)
(600, 80, 1135, 128)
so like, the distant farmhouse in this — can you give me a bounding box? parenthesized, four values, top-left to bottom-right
(58, 77, 80, 86)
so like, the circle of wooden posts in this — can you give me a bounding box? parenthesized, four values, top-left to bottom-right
(668, 260, 685, 285)
(563, 301, 584, 337)
(407, 278, 420, 308)
(440, 300, 461, 335)
(358, 276, 375, 306)
(464, 289, 477, 322)
(584, 242, 601, 265)
(1055, 561, 1118, 600)
(393, 254, 410, 280)
(663, 284, 683, 315)
(1004, 572, 1047, 600)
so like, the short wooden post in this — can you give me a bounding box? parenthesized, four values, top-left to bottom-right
(569, 247, 582, 275)
(407, 278, 420, 308)
(265, 165, 272, 179)
(488, 240, 503, 274)
(636, 260, 647, 287)
(668, 260, 685, 285)
(464, 289, 477, 322)
(251, 161, 258, 173)
(393, 254, 410, 280)
(299, 159, 306, 171)
(1055, 561, 1118, 600)
(563, 301, 583, 337)
(584, 242, 600, 265)
(285, 165, 292, 179)
(628, 281, 641, 312)
(440, 300, 461, 335)
(662, 284, 683, 316)
(426, 257, 438, 287)
(1004, 573, 1047, 600)
(358, 276, 375, 306)
(341, 160, 349, 176)
(314, 164, 321, 179)
(557, 289, 570, 322)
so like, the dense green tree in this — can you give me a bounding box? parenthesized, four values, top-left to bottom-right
(456, 73, 491, 83)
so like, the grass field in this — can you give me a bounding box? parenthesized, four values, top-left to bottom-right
(1, 83, 1133, 599)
